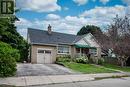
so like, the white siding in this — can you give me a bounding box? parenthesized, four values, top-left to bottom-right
(75, 33, 100, 47)
(84, 33, 100, 47)
(75, 39, 89, 45)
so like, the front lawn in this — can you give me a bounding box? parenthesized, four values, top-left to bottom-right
(61, 62, 116, 74)
(103, 63, 130, 72)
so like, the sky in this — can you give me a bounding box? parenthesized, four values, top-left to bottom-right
(15, 0, 130, 39)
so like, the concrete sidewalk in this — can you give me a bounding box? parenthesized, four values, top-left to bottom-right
(0, 73, 128, 86)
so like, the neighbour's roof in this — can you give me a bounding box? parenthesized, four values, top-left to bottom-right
(28, 28, 82, 45)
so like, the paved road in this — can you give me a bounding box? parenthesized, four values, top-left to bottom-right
(16, 64, 79, 76)
(29, 77, 130, 87)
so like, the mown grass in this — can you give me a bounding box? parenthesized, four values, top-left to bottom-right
(103, 63, 130, 72)
(61, 62, 116, 74)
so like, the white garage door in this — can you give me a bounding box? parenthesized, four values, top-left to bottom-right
(37, 49, 52, 64)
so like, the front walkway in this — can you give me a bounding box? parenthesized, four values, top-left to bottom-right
(0, 73, 127, 86)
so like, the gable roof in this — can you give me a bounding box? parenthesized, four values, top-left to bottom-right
(28, 28, 82, 45)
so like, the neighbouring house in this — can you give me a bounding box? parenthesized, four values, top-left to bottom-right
(27, 25, 101, 64)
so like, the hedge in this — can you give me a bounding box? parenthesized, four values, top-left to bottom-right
(0, 42, 20, 77)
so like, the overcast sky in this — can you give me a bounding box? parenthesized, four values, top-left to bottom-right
(15, 0, 130, 39)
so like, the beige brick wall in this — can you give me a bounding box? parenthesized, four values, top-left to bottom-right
(30, 44, 101, 63)
(97, 47, 101, 58)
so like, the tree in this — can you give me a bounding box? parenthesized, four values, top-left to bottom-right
(107, 15, 130, 67)
(77, 25, 102, 36)
(0, 41, 20, 77)
(0, 17, 29, 62)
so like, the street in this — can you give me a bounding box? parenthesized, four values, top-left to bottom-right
(29, 77, 130, 87)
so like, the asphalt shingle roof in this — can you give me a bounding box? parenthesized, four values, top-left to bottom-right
(28, 28, 82, 45)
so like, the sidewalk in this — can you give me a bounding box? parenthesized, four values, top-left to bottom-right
(0, 73, 128, 86)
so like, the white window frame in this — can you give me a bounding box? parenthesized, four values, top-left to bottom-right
(57, 45, 70, 54)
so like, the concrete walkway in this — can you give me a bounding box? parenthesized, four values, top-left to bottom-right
(0, 73, 128, 86)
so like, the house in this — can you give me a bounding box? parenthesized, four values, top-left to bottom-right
(27, 25, 101, 64)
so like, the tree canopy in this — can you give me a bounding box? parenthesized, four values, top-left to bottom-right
(0, 17, 29, 62)
(77, 25, 102, 36)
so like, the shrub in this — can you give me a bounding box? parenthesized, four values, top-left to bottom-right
(0, 42, 20, 77)
(89, 57, 98, 64)
(88, 57, 94, 63)
(98, 58, 105, 65)
(75, 56, 89, 64)
(56, 55, 71, 62)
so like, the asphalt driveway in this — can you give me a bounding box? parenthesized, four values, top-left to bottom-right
(16, 64, 79, 76)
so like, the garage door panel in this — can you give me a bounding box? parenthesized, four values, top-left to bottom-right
(37, 53, 44, 64)
(37, 49, 52, 64)
(44, 54, 52, 63)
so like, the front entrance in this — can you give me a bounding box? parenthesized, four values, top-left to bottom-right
(37, 49, 52, 64)
(76, 48, 89, 56)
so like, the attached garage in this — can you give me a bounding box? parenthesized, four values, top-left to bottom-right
(30, 44, 57, 64)
(37, 48, 52, 64)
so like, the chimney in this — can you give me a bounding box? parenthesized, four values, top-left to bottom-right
(48, 24, 52, 34)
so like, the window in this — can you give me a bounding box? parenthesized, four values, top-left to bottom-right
(90, 49, 97, 55)
(38, 50, 51, 54)
(38, 50, 44, 53)
(45, 50, 51, 54)
(57, 45, 70, 54)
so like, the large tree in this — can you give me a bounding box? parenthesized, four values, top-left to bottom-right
(0, 17, 29, 62)
(106, 15, 130, 67)
(77, 25, 102, 36)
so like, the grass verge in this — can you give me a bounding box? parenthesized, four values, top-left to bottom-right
(60, 62, 117, 74)
(103, 63, 130, 72)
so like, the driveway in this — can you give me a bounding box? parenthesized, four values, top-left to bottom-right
(16, 64, 79, 76)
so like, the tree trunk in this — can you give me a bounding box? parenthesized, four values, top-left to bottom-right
(117, 56, 128, 67)
(121, 60, 124, 67)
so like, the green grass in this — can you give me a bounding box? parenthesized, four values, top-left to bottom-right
(61, 62, 116, 74)
(103, 63, 130, 72)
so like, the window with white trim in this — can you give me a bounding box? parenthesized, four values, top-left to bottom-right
(57, 45, 70, 54)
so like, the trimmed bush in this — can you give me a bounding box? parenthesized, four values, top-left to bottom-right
(75, 56, 89, 64)
(0, 42, 20, 77)
(98, 58, 105, 65)
(56, 55, 71, 62)
(88, 57, 105, 65)
(89, 57, 98, 64)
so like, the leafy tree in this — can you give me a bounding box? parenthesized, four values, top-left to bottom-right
(77, 25, 102, 36)
(0, 42, 20, 77)
(0, 17, 29, 62)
